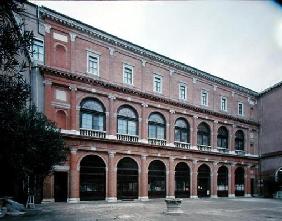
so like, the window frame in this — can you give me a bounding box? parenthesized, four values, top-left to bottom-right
(153, 74, 163, 94)
(117, 106, 138, 136)
(148, 113, 166, 140)
(179, 83, 187, 100)
(32, 38, 44, 63)
(174, 118, 190, 143)
(87, 52, 100, 76)
(123, 63, 134, 85)
(238, 102, 244, 116)
(220, 96, 228, 112)
(201, 89, 208, 106)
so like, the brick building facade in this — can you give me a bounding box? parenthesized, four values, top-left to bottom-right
(22, 3, 282, 202)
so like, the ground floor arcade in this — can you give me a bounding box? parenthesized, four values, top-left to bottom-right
(42, 145, 258, 203)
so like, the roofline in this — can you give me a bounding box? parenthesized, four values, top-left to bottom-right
(258, 81, 282, 97)
(38, 5, 259, 96)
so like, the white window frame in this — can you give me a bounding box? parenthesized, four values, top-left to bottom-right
(220, 96, 228, 112)
(32, 38, 44, 63)
(153, 74, 163, 93)
(87, 52, 99, 76)
(179, 83, 187, 100)
(123, 63, 134, 85)
(238, 102, 244, 116)
(201, 89, 208, 106)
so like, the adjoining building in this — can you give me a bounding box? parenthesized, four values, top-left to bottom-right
(21, 2, 281, 202)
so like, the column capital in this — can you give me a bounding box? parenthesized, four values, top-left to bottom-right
(43, 79, 52, 85)
(108, 151, 115, 157)
(70, 147, 77, 154)
(141, 103, 148, 108)
(193, 115, 198, 119)
(169, 109, 175, 114)
(44, 24, 51, 33)
(169, 156, 175, 161)
(108, 94, 116, 100)
(109, 47, 115, 56)
(69, 32, 77, 42)
(141, 59, 146, 67)
(141, 155, 147, 160)
(69, 84, 77, 91)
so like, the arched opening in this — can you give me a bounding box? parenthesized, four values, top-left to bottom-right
(148, 160, 166, 198)
(235, 167, 245, 196)
(197, 164, 211, 197)
(117, 157, 139, 200)
(55, 44, 67, 68)
(80, 155, 106, 201)
(175, 162, 190, 198)
(217, 166, 228, 197)
(217, 126, 228, 149)
(117, 105, 138, 136)
(197, 122, 211, 146)
(80, 98, 105, 131)
(175, 118, 190, 143)
(56, 110, 67, 129)
(148, 112, 166, 140)
(235, 130, 244, 151)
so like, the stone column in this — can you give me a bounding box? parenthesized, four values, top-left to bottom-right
(140, 103, 148, 143)
(42, 174, 54, 203)
(192, 116, 198, 148)
(108, 95, 116, 139)
(229, 164, 236, 197)
(107, 151, 117, 202)
(245, 166, 251, 197)
(69, 32, 77, 72)
(228, 165, 234, 197)
(44, 80, 53, 119)
(69, 84, 77, 130)
(211, 162, 218, 198)
(168, 110, 175, 146)
(140, 155, 148, 201)
(167, 157, 175, 198)
(68, 148, 80, 203)
(191, 160, 198, 198)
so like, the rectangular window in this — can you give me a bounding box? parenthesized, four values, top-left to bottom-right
(87, 53, 99, 76)
(32, 39, 44, 63)
(179, 84, 187, 100)
(238, 102, 244, 116)
(123, 64, 133, 85)
(201, 90, 208, 106)
(221, 96, 227, 111)
(153, 74, 162, 93)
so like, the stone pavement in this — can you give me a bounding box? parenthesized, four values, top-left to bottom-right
(2, 198, 282, 221)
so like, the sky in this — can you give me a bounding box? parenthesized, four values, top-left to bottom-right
(32, 1, 282, 92)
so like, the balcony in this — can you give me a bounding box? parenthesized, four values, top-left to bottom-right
(148, 138, 167, 146)
(174, 141, 191, 149)
(197, 144, 212, 151)
(235, 150, 246, 156)
(217, 147, 229, 153)
(80, 128, 106, 138)
(117, 133, 139, 142)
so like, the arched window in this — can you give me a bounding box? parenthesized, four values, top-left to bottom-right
(148, 113, 166, 139)
(235, 130, 244, 151)
(117, 106, 138, 136)
(80, 98, 105, 131)
(197, 122, 210, 146)
(217, 126, 228, 149)
(175, 118, 190, 143)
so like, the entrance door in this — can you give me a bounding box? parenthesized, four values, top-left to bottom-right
(175, 162, 190, 198)
(217, 166, 228, 197)
(148, 160, 166, 198)
(54, 172, 68, 202)
(235, 167, 245, 196)
(197, 164, 211, 198)
(117, 157, 138, 200)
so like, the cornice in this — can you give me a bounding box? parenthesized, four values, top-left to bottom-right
(39, 6, 258, 97)
(40, 65, 259, 127)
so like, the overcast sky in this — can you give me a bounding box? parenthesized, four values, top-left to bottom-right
(32, 1, 282, 92)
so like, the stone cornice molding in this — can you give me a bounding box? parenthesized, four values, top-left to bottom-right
(39, 7, 258, 97)
(40, 65, 260, 127)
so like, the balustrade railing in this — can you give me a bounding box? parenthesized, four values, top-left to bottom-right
(174, 141, 191, 149)
(197, 144, 212, 151)
(117, 133, 139, 142)
(80, 128, 106, 138)
(148, 138, 167, 146)
(235, 150, 246, 156)
(217, 147, 229, 153)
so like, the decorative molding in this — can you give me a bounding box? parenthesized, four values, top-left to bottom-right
(169, 109, 175, 114)
(169, 70, 175, 76)
(192, 78, 197, 84)
(69, 32, 77, 42)
(44, 24, 51, 33)
(108, 94, 116, 100)
(109, 47, 115, 56)
(39, 7, 258, 97)
(141, 59, 146, 67)
(141, 103, 148, 108)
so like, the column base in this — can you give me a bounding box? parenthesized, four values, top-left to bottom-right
(211, 195, 218, 198)
(228, 194, 235, 198)
(106, 197, 117, 202)
(42, 198, 55, 203)
(166, 196, 175, 199)
(190, 195, 198, 199)
(67, 198, 80, 203)
(244, 194, 252, 197)
(139, 196, 149, 201)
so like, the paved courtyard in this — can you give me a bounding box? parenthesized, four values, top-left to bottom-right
(3, 198, 282, 221)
